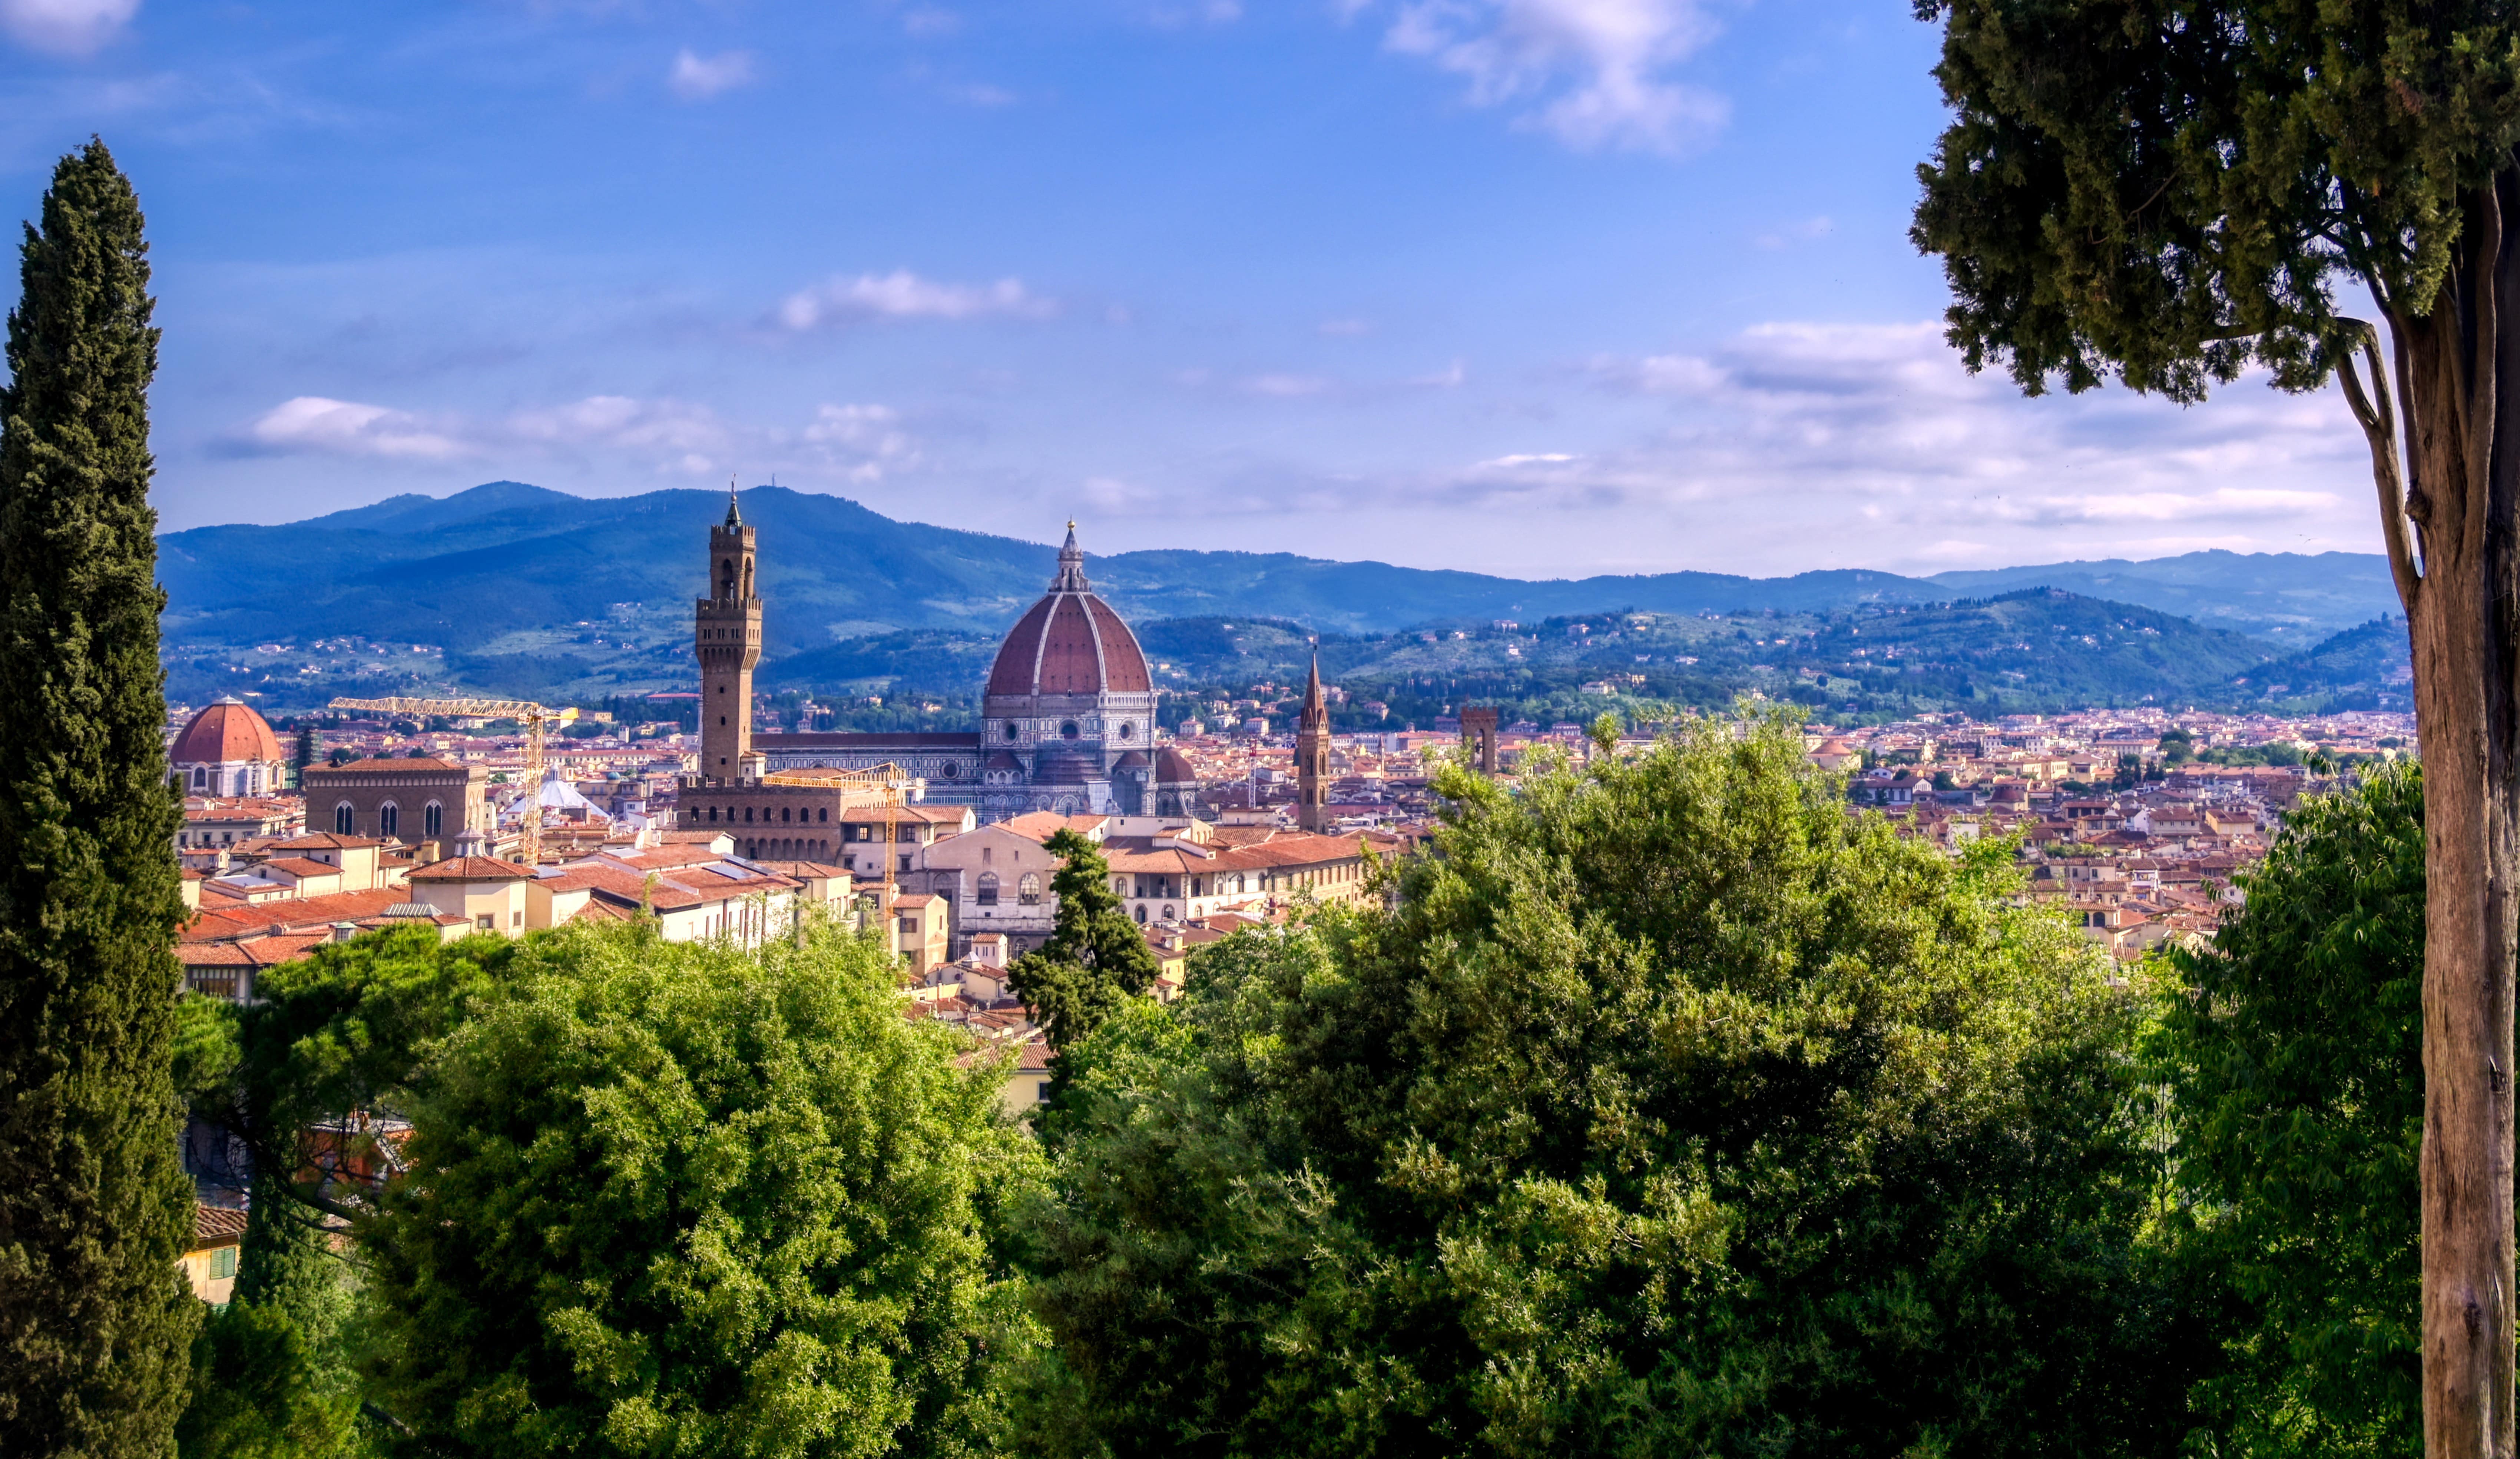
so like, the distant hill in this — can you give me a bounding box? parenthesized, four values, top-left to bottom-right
(153, 480, 2400, 709)
(1923, 551, 2398, 644)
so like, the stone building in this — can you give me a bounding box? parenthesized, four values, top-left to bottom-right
(730, 514, 1172, 820)
(301, 757, 487, 854)
(171, 697, 290, 797)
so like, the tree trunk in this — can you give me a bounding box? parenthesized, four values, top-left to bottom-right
(2352, 174, 2520, 1459)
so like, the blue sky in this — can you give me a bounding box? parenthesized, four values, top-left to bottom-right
(0, 0, 2371, 577)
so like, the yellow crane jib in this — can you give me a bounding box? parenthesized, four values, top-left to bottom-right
(327, 696, 583, 866)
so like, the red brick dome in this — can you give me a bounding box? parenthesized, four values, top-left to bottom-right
(986, 525, 1151, 697)
(172, 697, 284, 765)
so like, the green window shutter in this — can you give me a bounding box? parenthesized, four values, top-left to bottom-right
(211, 1246, 235, 1280)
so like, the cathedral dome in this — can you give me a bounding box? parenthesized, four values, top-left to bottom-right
(985, 524, 1152, 698)
(173, 697, 284, 765)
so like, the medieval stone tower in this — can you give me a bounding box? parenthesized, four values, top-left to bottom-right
(1296, 649, 1332, 833)
(696, 490, 762, 781)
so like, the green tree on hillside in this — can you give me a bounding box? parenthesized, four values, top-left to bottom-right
(1006, 829, 1158, 1053)
(356, 920, 1040, 1459)
(2154, 763, 2427, 1456)
(0, 140, 199, 1458)
(1020, 711, 2204, 1457)
(1909, 4, 2520, 1438)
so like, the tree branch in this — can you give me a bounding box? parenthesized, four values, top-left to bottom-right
(2338, 316, 2425, 612)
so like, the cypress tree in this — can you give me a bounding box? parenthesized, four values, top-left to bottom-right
(0, 139, 198, 1456)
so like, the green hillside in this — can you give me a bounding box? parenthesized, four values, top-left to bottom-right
(156, 484, 2399, 719)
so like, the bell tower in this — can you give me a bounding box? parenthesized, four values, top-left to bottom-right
(1296, 647, 1332, 833)
(696, 486, 761, 782)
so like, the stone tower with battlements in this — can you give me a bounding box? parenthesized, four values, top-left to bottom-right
(695, 490, 762, 782)
(1296, 648, 1332, 832)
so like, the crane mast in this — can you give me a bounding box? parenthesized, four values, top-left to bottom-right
(327, 695, 580, 865)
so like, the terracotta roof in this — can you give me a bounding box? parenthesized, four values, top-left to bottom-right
(317, 757, 468, 774)
(183, 887, 412, 943)
(983, 567, 1153, 698)
(270, 833, 385, 850)
(192, 1204, 249, 1249)
(1000, 812, 1109, 842)
(407, 856, 534, 882)
(261, 858, 342, 879)
(172, 699, 284, 766)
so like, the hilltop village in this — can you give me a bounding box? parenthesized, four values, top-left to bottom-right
(168, 499, 2413, 1113)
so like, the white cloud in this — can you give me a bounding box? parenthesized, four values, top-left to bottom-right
(1483, 321, 2364, 549)
(776, 270, 1056, 330)
(1243, 372, 1332, 398)
(1317, 318, 1374, 337)
(230, 394, 921, 484)
(1, 0, 138, 56)
(241, 397, 466, 461)
(802, 403, 923, 481)
(1365, 0, 1728, 154)
(1109, 319, 2373, 573)
(668, 48, 755, 101)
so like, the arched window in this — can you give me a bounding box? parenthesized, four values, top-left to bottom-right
(1161, 905, 1175, 922)
(708, 806, 719, 822)
(1017, 873, 1042, 906)
(818, 808, 829, 822)
(745, 806, 755, 823)
(977, 872, 999, 906)
(335, 803, 354, 836)
(1061, 722, 1080, 740)
(191, 765, 205, 789)
(781, 806, 792, 823)
(378, 803, 398, 840)
(1133, 905, 1147, 924)
(424, 802, 443, 840)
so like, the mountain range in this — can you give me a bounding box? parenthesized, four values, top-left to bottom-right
(153, 481, 2404, 711)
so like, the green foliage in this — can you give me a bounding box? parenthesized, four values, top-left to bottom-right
(1006, 830, 1158, 1053)
(177, 1197, 367, 1459)
(181, 926, 520, 1220)
(2152, 763, 2425, 1455)
(178, 1302, 359, 1459)
(357, 918, 1041, 1459)
(0, 139, 200, 1457)
(1019, 710, 2202, 1457)
(1913, 0, 2520, 397)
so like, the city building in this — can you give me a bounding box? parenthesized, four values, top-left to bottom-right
(709, 507, 1168, 819)
(302, 756, 487, 854)
(171, 697, 290, 797)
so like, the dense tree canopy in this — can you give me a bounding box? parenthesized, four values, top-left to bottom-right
(2154, 763, 2426, 1456)
(355, 919, 1041, 1459)
(1018, 712, 2203, 1458)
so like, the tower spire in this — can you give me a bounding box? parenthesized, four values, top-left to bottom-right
(725, 474, 743, 528)
(1296, 641, 1332, 833)
(1049, 518, 1091, 592)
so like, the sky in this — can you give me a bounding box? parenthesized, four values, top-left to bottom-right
(0, 0, 2377, 578)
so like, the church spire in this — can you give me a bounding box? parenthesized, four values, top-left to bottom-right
(1049, 518, 1091, 592)
(1296, 643, 1331, 832)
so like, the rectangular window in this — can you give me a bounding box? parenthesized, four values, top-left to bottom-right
(476, 915, 494, 931)
(211, 1246, 236, 1280)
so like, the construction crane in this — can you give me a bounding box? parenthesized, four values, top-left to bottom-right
(760, 762, 923, 897)
(328, 695, 580, 866)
